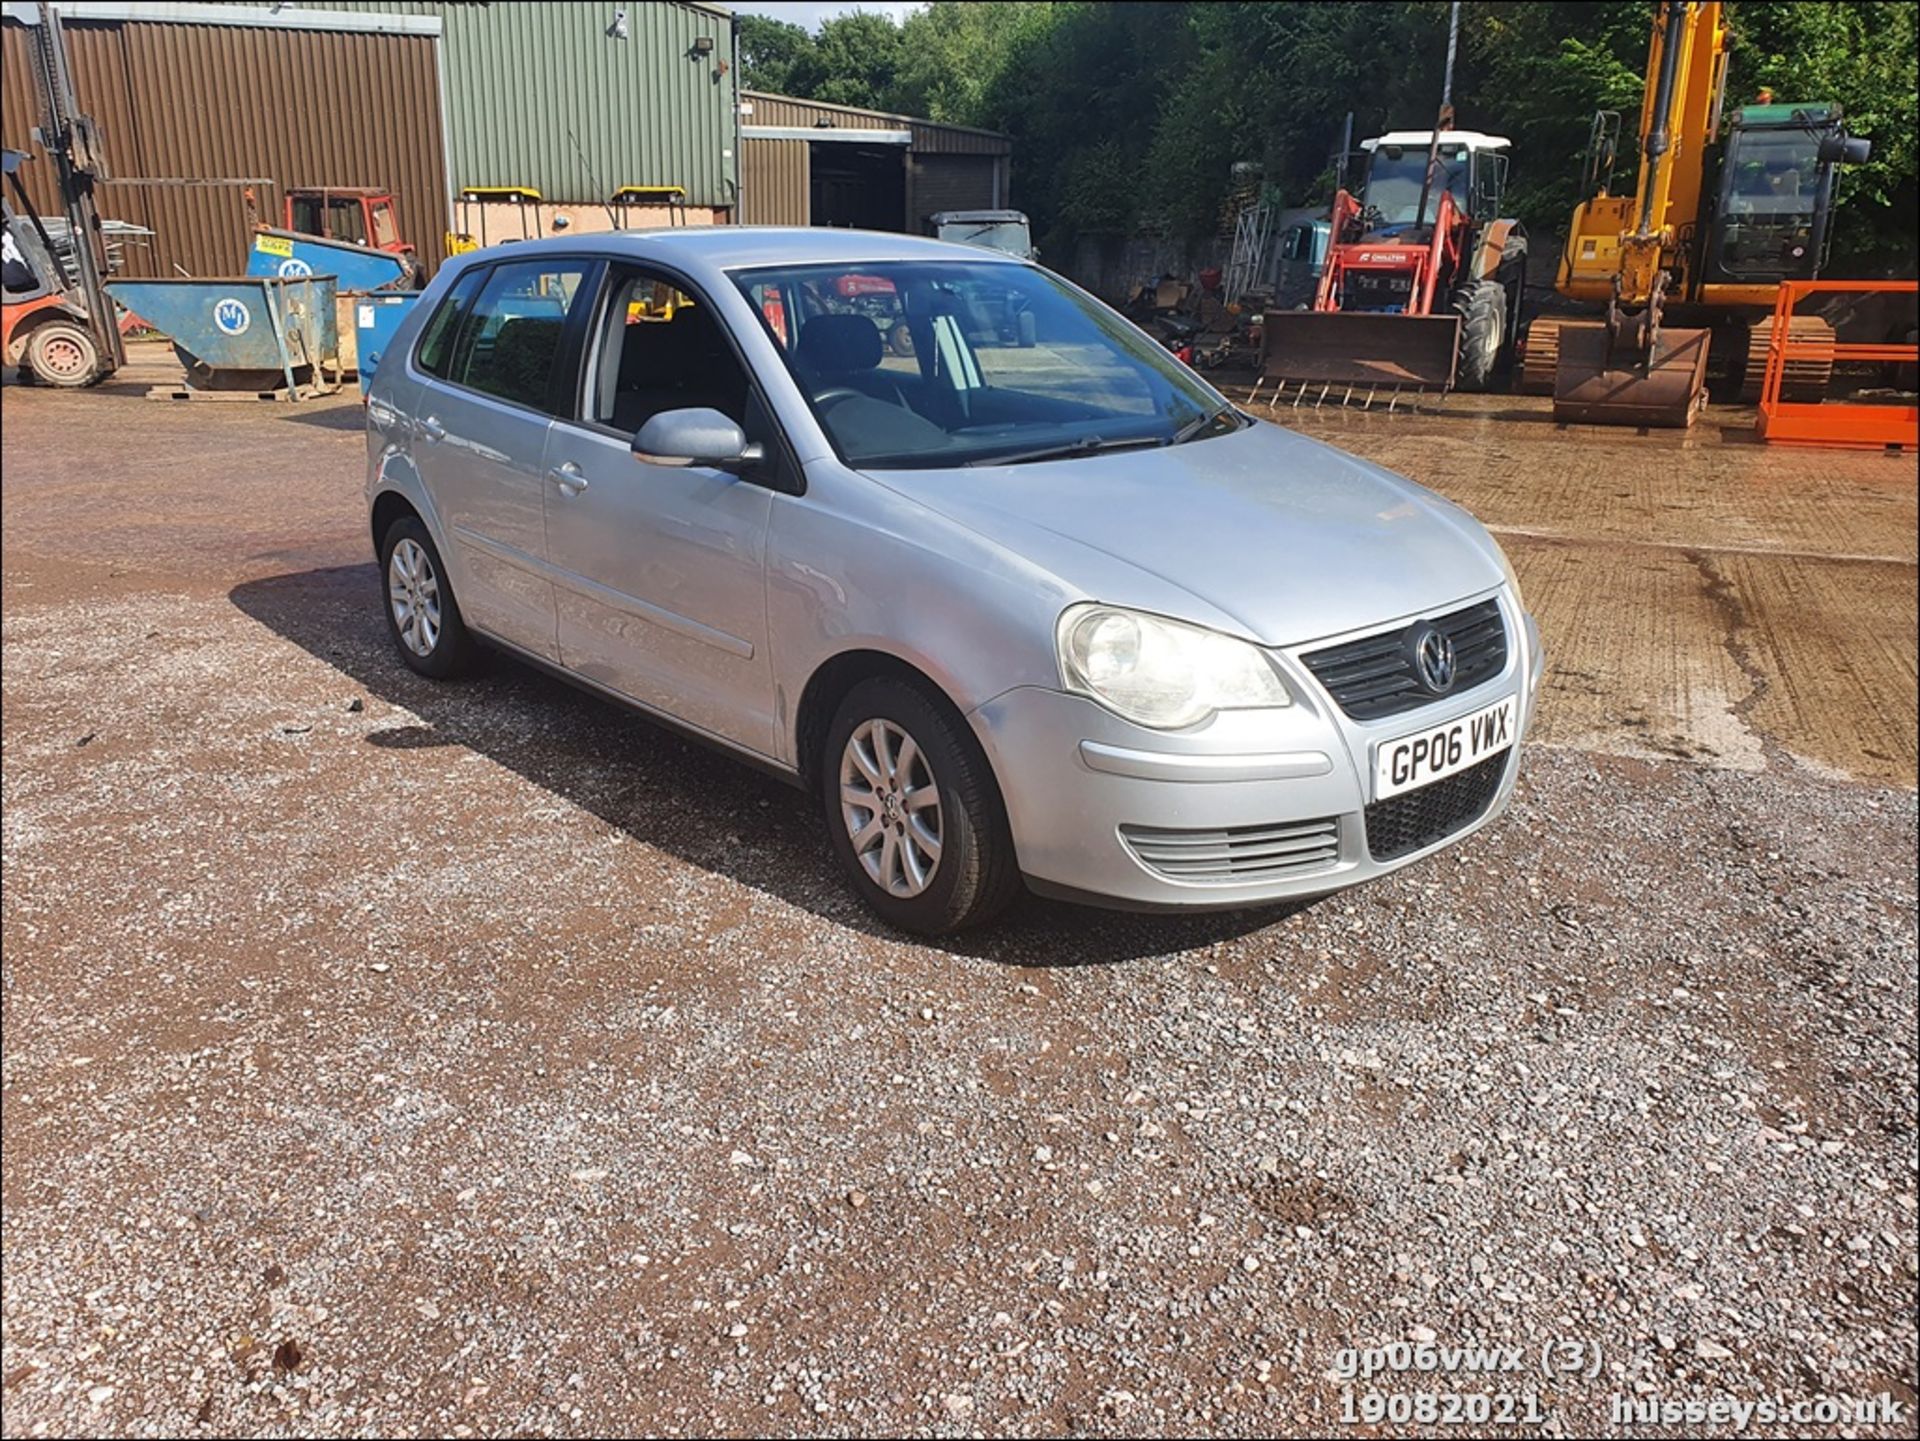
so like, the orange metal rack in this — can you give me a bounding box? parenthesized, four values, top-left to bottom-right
(1756, 280, 1918, 452)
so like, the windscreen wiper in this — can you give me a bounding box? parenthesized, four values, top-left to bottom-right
(1168, 404, 1240, 446)
(965, 434, 1169, 467)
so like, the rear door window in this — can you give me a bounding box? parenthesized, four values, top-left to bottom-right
(437, 259, 595, 413)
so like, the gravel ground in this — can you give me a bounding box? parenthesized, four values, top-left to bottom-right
(2, 360, 1916, 1437)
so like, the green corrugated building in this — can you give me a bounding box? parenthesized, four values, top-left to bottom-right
(320, 0, 739, 227)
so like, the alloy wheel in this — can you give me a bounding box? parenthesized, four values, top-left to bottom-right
(387, 537, 442, 657)
(839, 717, 943, 897)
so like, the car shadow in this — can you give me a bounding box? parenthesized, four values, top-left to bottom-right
(229, 565, 1300, 967)
(275, 401, 370, 432)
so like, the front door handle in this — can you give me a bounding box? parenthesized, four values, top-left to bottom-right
(548, 461, 589, 497)
(418, 415, 446, 442)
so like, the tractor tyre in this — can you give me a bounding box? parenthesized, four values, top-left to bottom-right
(1451, 279, 1506, 393)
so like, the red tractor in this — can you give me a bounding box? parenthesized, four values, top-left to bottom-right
(280, 185, 423, 286)
(1262, 129, 1527, 397)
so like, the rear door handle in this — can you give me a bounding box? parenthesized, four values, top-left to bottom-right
(548, 461, 588, 497)
(418, 415, 446, 442)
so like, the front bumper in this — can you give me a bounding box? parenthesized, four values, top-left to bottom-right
(970, 592, 1543, 911)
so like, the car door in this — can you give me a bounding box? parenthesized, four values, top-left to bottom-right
(409, 256, 597, 661)
(540, 266, 781, 756)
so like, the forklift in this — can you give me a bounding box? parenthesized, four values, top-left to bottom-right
(3, 3, 123, 387)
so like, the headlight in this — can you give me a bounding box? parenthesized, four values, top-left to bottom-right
(1495, 543, 1526, 614)
(1057, 603, 1290, 730)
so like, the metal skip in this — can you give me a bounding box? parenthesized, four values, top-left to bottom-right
(103, 274, 341, 399)
(1259, 311, 1463, 393)
(1551, 319, 1709, 428)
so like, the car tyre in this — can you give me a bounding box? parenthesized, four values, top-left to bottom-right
(822, 676, 1021, 935)
(379, 515, 477, 678)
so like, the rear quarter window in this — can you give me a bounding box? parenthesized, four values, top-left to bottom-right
(415, 268, 486, 379)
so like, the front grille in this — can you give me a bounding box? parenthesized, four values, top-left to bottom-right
(1121, 816, 1340, 884)
(1342, 273, 1415, 312)
(1364, 749, 1510, 861)
(1301, 599, 1507, 721)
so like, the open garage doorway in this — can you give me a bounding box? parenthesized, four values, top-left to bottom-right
(809, 142, 906, 230)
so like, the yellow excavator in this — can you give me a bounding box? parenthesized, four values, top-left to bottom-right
(1523, 0, 1871, 425)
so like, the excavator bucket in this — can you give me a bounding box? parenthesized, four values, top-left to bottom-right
(1552, 319, 1710, 427)
(1260, 311, 1461, 393)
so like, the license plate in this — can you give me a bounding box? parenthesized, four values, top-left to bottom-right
(1374, 696, 1516, 801)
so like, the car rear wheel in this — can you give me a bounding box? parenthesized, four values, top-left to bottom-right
(379, 516, 477, 678)
(822, 677, 1021, 935)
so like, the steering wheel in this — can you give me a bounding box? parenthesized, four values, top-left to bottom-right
(811, 386, 866, 410)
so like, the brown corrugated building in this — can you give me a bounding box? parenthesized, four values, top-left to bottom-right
(2, 0, 454, 277)
(740, 90, 1011, 231)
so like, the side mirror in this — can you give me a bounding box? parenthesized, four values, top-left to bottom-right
(632, 407, 765, 472)
(1818, 133, 1871, 165)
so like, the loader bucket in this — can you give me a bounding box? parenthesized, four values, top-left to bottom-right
(1551, 319, 1709, 428)
(1261, 311, 1461, 391)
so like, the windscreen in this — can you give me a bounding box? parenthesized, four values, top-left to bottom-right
(732, 260, 1234, 469)
(1718, 128, 1823, 275)
(935, 220, 1031, 258)
(1363, 145, 1470, 227)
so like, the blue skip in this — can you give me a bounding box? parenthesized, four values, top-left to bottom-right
(245, 228, 412, 291)
(351, 290, 423, 397)
(106, 274, 341, 399)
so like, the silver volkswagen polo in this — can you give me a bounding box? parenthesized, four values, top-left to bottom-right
(365, 228, 1542, 934)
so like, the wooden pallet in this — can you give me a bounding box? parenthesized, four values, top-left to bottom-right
(144, 383, 334, 403)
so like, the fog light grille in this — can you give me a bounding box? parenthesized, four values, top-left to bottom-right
(1120, 816, 1340, 884)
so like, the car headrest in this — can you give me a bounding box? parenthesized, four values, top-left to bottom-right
(669, 301, 729, 361)
(486, 316, 564, 399)
(797, 313, 881, 374)
(618, 319, 677, 390)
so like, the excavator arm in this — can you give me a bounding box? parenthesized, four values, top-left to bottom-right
(1545, 1, 1729, 424)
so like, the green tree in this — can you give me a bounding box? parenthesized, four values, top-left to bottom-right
(984, 1, 1198, 253)
(888, 3, 1054, 125)
(790, 12, 907, 111)
(736, 12, 815, 95)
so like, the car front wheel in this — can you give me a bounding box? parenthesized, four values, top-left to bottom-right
(822, 677, 1020, 934)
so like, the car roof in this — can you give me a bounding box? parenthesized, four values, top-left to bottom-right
(929, 210, 1028, 224)
(449, 225, 1029, 273)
